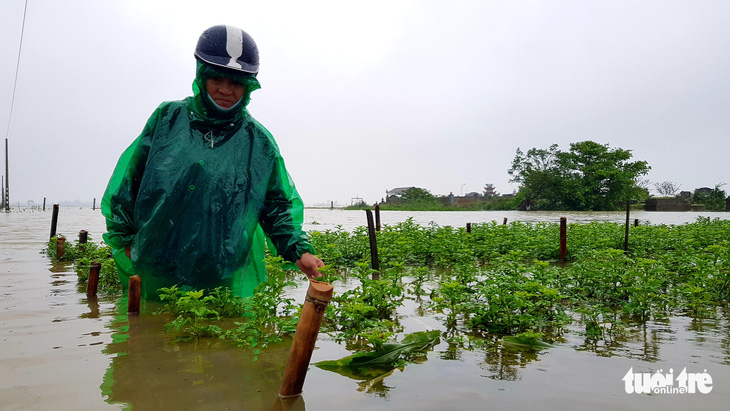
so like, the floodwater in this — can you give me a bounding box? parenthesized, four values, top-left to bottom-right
(1, 207, 729, 410)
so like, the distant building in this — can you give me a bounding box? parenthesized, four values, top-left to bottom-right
(385, 187, 415, 204)
(695, 187, 713, 195)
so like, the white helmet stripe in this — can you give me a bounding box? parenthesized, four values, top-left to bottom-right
(225, 25, 243, 70)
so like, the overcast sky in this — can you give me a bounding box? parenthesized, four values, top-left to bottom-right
(1, 0, 728, 207)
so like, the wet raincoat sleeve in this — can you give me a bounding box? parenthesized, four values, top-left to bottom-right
(260, 142, 315, 263)
(101, 110, 158, 248)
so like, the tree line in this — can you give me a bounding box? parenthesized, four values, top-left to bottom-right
(354, 140, 725, 212)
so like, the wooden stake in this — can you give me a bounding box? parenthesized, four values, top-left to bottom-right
(634, 218, 639, 227)
(87, 262, 101, 294)
(128, 275, 141, 314)
(559, 217, 567, 260)
(503, 217, 508, 225)
(79, 230, 88, 244)
(466, 222, 471, 234)
(56, 237, 66, 259)
(50, 204, 59, 239)
(374, 204, 381, 232)
(365, 209, 380, 279)
(279, 280, 334, 398)
(624, 200, 630, 252)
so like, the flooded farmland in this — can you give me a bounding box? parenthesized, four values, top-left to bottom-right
(1, 207, 729, 410)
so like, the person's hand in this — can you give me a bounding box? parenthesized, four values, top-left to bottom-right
(296, 252, 324, 279)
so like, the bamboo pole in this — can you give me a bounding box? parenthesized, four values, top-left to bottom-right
(365, 209, 380, 279)
(50, 204, 59, 239)
(375, 204, 381, 231)
(128, 275, 141, 314)
(87, 262, 101, 294)
(624, 200, 630, 252)
(559, 217, 567, 260)
(279, 279, 334, 398)
(56, 237, 66, 259)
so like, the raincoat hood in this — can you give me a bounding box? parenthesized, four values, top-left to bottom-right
(188, 61, 262, 126)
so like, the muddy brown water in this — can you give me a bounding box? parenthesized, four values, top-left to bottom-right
(1, 208, 729, 410)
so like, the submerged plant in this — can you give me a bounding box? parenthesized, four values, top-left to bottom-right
(45, 235, 121, 290)
(315, 330, 441, 378)
(158, 287, 222, 341)
(223, 255, 299, 356)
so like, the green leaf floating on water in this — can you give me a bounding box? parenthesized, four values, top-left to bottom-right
(315, 330, 441, 379)
(502, 331, 553, 350)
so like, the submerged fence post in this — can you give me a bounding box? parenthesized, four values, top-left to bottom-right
(50, 204, 59, 239)
(365, 209, 380, 279)
(466, 222, 471, 234)
(279, 279, 334, 398)
(43, 197, 46, 211)
(79, 230, 88, 244)
(128, 275, 141, 314)
(503, 217, 508, 225)
(375, 204, 381, 232)
(87, 262, 101, 294)
(92, 198, 96, 211)
(624, 200, 630, 252)
(634, 218, 639, 227)
(559, 217, 567, 260)
(56, 237, 66, 259)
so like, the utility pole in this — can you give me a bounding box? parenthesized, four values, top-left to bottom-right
(4, 139, 8, 212)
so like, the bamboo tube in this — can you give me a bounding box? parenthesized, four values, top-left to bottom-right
(624, 200, 630, 252)
(365, 209, 380, 279)
(87, 262, 101, 294)
(279, 279, 334, 398)
(128, 275, 141, 314)
(50, 204, 59, 239)
(375, 204, 381, 231)
(559, 217, 567, 260)
(56, 237, 66, 259)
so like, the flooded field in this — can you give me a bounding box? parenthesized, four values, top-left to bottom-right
(1, 207, 729, 410)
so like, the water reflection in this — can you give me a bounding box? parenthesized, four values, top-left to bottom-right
(481, 344, 541, 381)
(100, 299, 294, 410)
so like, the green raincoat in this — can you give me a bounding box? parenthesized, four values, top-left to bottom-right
(102, 63, 314, 300)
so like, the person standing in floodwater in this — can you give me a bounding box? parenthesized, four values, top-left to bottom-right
(101, 25, 323, 300)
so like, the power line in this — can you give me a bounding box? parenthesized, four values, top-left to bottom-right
(4, 0, 28, 140)
(4, 0, 28, 211)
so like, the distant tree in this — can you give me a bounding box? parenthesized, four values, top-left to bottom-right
(400, 187, 436, 203)
(693, 183, 727, 211)
(654, 181, 682, 196)
(509, 141, 650, 211)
